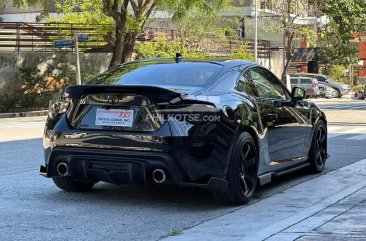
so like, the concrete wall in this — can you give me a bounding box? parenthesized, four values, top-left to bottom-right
(0, 52, 112, 89)
(258, 50, 284, 79)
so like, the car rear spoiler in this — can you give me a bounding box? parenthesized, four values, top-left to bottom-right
(64, 85, 182, 102)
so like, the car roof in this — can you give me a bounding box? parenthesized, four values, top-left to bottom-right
(290, 73, 327, 78)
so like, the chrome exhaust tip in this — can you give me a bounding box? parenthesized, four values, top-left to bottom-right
(56, 162, 69, 176)
(152, 169, 166, 184)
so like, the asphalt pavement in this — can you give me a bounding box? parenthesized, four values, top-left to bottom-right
(0, 98, 365, 241)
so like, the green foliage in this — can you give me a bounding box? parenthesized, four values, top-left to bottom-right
(0, 51, 77, 113)
(318, 0, 366, 66)
(174, 9, 238, 50)
(229, 43, 255, 61)
(168, 228, 182, 236)
(298, 27, 317, 47)
(320, 65, 350, 84)
(159, 0, 232, 21)
(352, 84, 365, 91)
(12, 0, 235, 67)
(135, 39, 210, 59)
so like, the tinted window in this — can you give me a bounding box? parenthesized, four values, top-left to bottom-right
(88, 62, 223, 87)
(290, 78, 299, 84)
(247, 68, 287, 100)
(236, 73, 258, 96)
(209, 70, 241, 93)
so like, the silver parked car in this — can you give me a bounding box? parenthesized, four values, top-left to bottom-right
(290, 73, 350, 98)
(289, 76, 319, 98)
(318, 83, 337, 98)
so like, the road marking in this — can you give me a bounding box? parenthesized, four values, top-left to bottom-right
(328, 127, 366, 139)
(347, 134, 366, 140)
(327, 126, 345, 132)
(0, 122, 45, 128)
(318, 104, 366, 110)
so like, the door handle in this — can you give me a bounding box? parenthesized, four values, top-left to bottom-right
(265, 113, 278, 122)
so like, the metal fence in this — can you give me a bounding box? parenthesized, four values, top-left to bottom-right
(0, 22, 113, 52)
(0, 22, 270, 58)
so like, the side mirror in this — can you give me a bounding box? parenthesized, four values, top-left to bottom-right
(291, 87, 306, 100)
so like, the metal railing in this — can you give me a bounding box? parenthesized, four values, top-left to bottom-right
(0, 22, 113, 52)
(0, 22, 271, 58)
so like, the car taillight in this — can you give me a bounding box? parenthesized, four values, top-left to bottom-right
(312, 81, 316, 89)
(49, 99, 69, 119)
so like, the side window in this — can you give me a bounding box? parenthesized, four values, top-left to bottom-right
(235, 73, 258, 96)
(300, 78, 312, 85)
(247, 68, 287, 100)
(317, 76, 327, 82)
(290, 78, 299, 84)
(209, 70, 241, 93)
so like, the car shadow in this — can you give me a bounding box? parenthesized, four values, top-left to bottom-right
(43, 182, 238, 211)
(42, 168, 322, 211)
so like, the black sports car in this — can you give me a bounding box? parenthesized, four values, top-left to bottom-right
(40, 57, 328, 205)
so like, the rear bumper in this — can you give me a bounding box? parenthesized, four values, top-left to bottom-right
(40, 147, 228, 192)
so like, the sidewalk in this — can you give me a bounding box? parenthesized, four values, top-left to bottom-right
(163, 159, 366, 241)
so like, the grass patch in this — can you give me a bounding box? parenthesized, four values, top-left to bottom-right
(168, 228, 182, 236)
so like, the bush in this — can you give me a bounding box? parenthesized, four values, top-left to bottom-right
(320, 65, 350, 85)
(352, 85, 365, 91)
(229, 43, 255, 61)
(0, 86, 59, 113)
(0, 51, 74, 113)
(135, 39, 210, 59)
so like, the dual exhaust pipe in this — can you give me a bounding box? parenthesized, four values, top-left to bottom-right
(56, 162, 69, 176)
(57, 162, 167, 184)
(152, 168, 166, 184)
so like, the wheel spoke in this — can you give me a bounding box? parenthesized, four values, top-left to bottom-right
(240, 174, 248, 191)
(238, 141, 258, 196)
(245, 158, 256, 168)
(241, 144, 251, 161)
(320, 134, 326, 143)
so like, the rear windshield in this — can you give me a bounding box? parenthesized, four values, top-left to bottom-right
(88, 61, 223, 87)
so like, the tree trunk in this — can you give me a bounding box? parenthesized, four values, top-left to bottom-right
(121, 32, 138, 63)
(109, 20, 125, 69)
(281, 32, 294, 84)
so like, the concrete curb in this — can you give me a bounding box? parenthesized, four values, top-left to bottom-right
(163, 158, 366, 241)
(0, 110, 48, 119)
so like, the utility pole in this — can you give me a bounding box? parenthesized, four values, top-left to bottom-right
(74, 31, 81, 85)
(254, 0, 258, 62)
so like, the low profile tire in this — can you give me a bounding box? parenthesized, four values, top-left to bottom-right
(308, 120, 327, 174)
(52, 176, 95, 192)
(212, 132, 259, 205)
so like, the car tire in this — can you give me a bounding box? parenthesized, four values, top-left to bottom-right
(212, 132, 258, 205)
(308, 120, 327, 174)
(52, 176, 95, 192)
(334, 89, 342, 98)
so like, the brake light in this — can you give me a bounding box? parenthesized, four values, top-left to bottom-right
(312, 81, 315, 89)
(49, 99, 69, 119)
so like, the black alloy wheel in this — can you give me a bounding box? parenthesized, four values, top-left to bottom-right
(238, 141, 258, 198)
(309, 120, 327, 173)
(212, 132, 258, 205)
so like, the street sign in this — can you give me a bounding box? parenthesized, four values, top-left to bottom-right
(77, 33, 89, 42)
(54, 40, 74, 48)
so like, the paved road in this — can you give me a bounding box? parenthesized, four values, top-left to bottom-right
(310, 98, 366, 110)
(0, 98, 365, 241)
